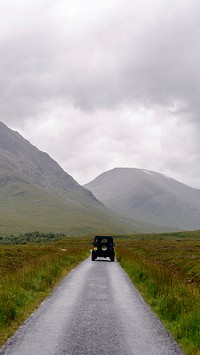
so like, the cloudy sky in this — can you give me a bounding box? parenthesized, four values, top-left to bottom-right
(1, 0, 200, 187)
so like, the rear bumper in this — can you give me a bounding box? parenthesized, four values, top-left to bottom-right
(92, 250, 115, 258)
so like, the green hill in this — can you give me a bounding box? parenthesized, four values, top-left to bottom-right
(0, 122, 167, 235)
(84, 167, 200, 230)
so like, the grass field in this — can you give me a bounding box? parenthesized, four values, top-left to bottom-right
(0, 236, 90, 346)
(116, 230, 200, 355)
(1, 231, 199, 354)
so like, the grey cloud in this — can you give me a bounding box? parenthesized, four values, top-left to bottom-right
(1, 0, 200, 188)
(1, 0, 200, 124)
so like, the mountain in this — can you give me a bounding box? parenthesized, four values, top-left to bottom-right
(84, 167, 200, 230)
(0, 122, 167, 235)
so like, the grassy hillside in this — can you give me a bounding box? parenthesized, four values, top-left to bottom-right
(85, 167, 200, 230)
(116, 230, 200, 355)
(0, 180, 162, 235)
(0, 122, 170, 235)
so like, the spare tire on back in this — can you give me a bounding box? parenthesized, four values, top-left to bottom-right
(101, 243, 108, 251)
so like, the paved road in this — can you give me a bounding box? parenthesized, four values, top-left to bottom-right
(0, 257, 184, 355)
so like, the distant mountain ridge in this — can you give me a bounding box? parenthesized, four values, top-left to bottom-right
(0, 122, 169, 235)
(84, 167, 200, 230)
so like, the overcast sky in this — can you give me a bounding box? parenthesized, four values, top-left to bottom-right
(1, 0, 200, 187)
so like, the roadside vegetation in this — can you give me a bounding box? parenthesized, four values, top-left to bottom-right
(1, 230, 199, 354)
(0, 231, 66, 244)
(0, 235, 90, 346)
(116, 230, 200, 355)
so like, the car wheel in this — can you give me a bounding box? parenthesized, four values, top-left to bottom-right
(110, 254, 115, 262)
(91, 252, 96, 261)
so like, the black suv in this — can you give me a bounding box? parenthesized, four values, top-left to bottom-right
(91, 236, 115, 261)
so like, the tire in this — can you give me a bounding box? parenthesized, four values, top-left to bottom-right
(92, 251, 96, 261)
(101, 243, 108, 251)
(110, 254, 115, 262)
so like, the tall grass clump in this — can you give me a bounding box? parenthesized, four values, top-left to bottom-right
(0, 237, 90, 346)
(116, 236, 200, 355)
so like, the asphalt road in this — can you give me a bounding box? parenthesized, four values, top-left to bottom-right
(0, 257, 184, 355)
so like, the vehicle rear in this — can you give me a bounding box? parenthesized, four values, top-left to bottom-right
(92, 236, 115, 261)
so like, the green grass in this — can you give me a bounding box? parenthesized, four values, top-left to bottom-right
(116, 231, 200, 355)
(0, 180, 178, 236)
(0, 237, 91, 346)
(1, 230, 199, 354)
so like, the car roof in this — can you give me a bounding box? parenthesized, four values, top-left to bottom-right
(94, 236, 113, 239)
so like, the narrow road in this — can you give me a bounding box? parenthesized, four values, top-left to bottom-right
(0, 258, 184, 355)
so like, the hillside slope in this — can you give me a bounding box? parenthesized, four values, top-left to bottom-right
(0, 121, 98, 206)
(84, 168, 200, 230)
(0, 122, 165, 235)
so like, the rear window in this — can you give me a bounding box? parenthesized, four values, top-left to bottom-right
(94, 236, 113, 244)
(101, 238, 108, 244)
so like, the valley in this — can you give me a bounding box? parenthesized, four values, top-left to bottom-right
(0, 122, 176, 234)
(0, 122, 199, 354)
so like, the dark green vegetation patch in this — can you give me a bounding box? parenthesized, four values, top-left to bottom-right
(0, 231, 66, 244)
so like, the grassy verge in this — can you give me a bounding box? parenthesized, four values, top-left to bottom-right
(0, 237, 90, 346)
(116, 231, 200, 355)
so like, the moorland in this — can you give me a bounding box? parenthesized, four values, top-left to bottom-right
(0, 230, 199, 355)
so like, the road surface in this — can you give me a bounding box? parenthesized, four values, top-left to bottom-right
(0, 257, 184, 355)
